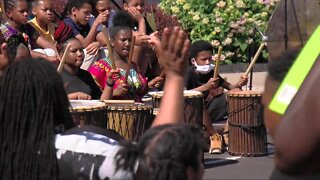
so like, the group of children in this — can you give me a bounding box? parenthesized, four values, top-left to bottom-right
(1, 0, 318, 179)
(0, 0, 251, 154)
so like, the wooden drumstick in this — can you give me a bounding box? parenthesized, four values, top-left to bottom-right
(213, 46, 222, 78)
(124, 36, 136, 84)
(57, 43, 71, 73)
(245, 43, 265, 77)
(102, 25, 116, 70)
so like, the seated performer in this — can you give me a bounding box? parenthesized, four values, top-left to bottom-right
(54, 22, 116, 100)
(58, 37, 119, 100)
(88, 18, 162, 102)
(0, 26, 204, 180)
(186, 40, 248, 153)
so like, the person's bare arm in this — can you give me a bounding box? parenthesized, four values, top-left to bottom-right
(30, 51, 59, 64)
(36, 36, 58, 52)
(222, 75, 248, 90)
(76, 13, 108, 47)
(152, 27, 190, 127)
(273, 65, 320, 174)
(127, 7, 148, 66)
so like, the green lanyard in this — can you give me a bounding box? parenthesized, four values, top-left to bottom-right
(269, 25, 320, 115)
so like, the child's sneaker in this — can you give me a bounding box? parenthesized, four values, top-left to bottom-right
(209, 133, 223, 154)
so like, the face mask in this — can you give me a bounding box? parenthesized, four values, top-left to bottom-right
(193, 61, 215, 74)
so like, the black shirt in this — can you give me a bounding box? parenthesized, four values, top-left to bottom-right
(185, 66, 225, 99)
(61, 69, 102, 99)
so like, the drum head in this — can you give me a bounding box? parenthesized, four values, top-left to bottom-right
(69, 100, 106, 110)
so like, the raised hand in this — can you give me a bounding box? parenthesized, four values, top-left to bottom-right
(154, 27, 190, 77)
(127, 7, 144, 22)
(133, 32, 150, 46)
(152, 27, 190, 126)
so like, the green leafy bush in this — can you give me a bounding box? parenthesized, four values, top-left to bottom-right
(160, 0, 279, 64)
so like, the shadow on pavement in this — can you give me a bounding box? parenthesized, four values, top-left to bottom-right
(204, 158, 239, 169)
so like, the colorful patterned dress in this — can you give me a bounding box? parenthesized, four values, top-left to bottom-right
(89, 58, 148, 102)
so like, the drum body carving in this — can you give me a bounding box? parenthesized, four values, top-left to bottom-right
(69, 100, 107, 128)
(227, 91, 267, 157)
(151, 90, 203, 128)
(106, 103, 153, 142)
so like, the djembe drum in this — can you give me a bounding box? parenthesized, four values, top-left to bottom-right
(106, 103, 154, 142)
(151, 90, 203, 127)
(227, 90, 267, 157)
(69, 100, 107, 128)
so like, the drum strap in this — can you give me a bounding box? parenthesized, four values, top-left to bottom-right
(228, 102, 264, 132)
(228, 121, 264, 133)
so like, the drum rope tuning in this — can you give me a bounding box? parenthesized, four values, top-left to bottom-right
(228, 100, 264, 132)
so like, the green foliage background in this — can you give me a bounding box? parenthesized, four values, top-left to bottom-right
(160, 0, 279, 64)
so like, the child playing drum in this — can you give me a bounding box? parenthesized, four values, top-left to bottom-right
(55, 22, 119, 100)
(186, 40, 248, 153)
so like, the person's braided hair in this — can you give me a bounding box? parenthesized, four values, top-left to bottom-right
(0, 58, 75, 179)
(116, 124, 206, 180)
(4, 0, 18, 12)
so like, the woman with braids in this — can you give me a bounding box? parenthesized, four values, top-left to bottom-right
(0, 58, 130, 179)
(0, 58, 75, 179)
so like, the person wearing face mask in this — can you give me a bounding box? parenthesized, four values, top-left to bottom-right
(186, 40, 248, 122)
(186, 40, 248, 152)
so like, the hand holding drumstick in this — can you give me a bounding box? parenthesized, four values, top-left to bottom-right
(235, 43, 265, 89)
(100, 68, 121, 100)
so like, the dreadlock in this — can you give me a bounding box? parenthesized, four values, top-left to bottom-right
(0, 58, 75, 179)
(115, 124, 206, 180)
